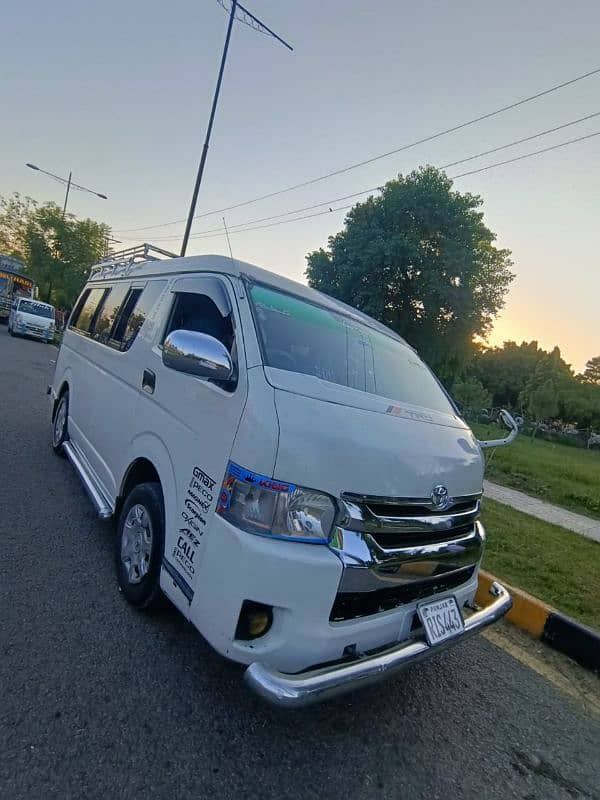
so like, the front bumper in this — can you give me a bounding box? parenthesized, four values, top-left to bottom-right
(245, 581, 511, 708)
(15, 324, 53, 339)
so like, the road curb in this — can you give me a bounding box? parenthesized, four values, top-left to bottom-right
(476, 570, 600, 672)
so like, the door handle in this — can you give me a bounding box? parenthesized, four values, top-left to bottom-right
(142, 369, 156, 394)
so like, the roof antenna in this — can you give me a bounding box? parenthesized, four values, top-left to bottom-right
(222, 216, 235, 261)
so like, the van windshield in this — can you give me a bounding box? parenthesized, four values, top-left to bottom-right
(250, 284, 454, 415)
(19, 300, 54, 319)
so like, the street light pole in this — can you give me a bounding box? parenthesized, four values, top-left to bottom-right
(179, 0, 292, 257)
(25, 163, 107, 215)
(180, 0, 238, 257)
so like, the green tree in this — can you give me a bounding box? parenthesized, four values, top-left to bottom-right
(519, 347, 572, 436)
(471, 340, 546, 409)
(0, 193, 36, 259)
(306, 167, 514, 381)
(582, 356, 600, 385)
(451, 375, 491, 419)
(0, 192, 110, 308)
(526, 380, 560, 438)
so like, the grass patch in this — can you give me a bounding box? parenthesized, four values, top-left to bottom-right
(481, 498, 600, 629)
(472, 422, 600, 519)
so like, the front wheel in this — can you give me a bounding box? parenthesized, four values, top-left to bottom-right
(116, 482, 165, 610)
(52, 391, 69, 455)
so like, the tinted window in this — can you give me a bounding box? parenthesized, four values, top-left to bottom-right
(110, 288, 143, 348)
(250, 284, 454, 415)
(106, 281, 166, 351)
(93, 284, 130, 344)
(70, 288, 107, 334)
(163, 292, 234, 352)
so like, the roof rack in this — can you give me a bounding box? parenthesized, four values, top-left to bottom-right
(89, 243, 177, 279)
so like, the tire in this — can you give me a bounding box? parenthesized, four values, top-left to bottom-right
(116, 482, 165, 610)
(52, 391, 69, 456)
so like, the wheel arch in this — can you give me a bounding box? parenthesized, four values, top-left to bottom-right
(116, 434, 176, 526)
(51, 380, 70, 421)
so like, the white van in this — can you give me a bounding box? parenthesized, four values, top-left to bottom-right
(50, 245, 515, 707)
(9, 297, 55, 342)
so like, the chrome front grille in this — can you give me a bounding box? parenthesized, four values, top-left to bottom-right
(339, 493, 481, 547)
(329, 492, 484, 620)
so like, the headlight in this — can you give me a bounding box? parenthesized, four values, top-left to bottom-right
(217, 462, 336, 543)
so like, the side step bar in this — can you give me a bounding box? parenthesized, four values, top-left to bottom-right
(63, 441, 113, 519)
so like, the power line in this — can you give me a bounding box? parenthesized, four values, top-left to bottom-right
(115, 65, 600, 234)
(136, 113, 600, 242)
(451, 129, 600, 179)
(131, 129, 600, 243)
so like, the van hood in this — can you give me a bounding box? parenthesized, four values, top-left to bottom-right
(19, 312, 53, 330)
(268, 368, 483, 499)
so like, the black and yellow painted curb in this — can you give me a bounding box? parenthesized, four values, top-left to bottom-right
(476, 570, 600, 673)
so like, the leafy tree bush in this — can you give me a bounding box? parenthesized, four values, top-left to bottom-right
(0, 192, 109, 307)
(451, 376, 491, 419)
(306, 167, 514, 382)
(582, 356, 600, 385)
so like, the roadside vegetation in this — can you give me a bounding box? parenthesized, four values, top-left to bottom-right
(473, 423, 600, 519)
(481, 498, 600, 628)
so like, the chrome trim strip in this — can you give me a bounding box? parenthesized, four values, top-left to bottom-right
(63, 441, 113, 519)
(331, 522, 486, 593)
(341, 501, 481, 534)
(245, 581, 512, 708)
(341, 491, 481, 509)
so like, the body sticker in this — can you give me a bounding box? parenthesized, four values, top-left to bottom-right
(173, 465, 218, 582)
(217, 462, 296, 512)
(162, 558, 194, 602)
(228, 462, 295, 492)
(386, 404, 434, 423)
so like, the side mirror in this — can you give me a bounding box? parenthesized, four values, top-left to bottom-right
(162, 329, 233, 382)
(478, 409, 519, 449)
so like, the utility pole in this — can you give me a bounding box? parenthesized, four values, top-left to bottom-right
(62, 171, 73, 217)
(180, 0, 292, 257)
(26, 163, 107, 216)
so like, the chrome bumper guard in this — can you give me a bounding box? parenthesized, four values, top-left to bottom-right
(245, 581, 512, 708)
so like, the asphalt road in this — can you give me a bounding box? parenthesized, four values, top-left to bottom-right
(1, 330, 599, 800)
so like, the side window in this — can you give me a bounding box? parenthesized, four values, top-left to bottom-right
(108, 281, 166, 352)
(70, 288, 108, 334)
(162, 292, 234, 353)
(110, 288, 143, 349)
(93, 283, 130, 344)
(69, 288, 91, 328)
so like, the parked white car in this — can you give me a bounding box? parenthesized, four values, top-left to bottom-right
(9, 297, 55, 342)
(49, 246, 514, 707)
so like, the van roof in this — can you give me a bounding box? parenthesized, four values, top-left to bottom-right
(88, 253, 408, 345)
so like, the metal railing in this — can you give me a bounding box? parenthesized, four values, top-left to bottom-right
(90, 243, 176, 280)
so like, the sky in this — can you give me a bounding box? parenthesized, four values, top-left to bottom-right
(1, 0, 598, 372)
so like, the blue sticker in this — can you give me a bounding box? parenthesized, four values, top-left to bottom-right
(227, 462, 296, 493)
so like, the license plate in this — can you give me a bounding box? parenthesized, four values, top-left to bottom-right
(417, 595, 464, 646)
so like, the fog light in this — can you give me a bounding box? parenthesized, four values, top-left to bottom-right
(235, 600, 273, 640)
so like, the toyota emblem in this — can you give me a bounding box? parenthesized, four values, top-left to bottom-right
(431, 485, 450, 509)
